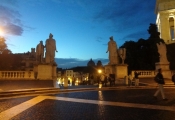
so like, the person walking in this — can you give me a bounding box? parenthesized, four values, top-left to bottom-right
(128, 73, 133, 86)
(134, 71, 140, 86)
(104, 76, 108, 87)
(154, 68, 167, 100)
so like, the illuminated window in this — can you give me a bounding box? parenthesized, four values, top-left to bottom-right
(169, 17, 174, 40)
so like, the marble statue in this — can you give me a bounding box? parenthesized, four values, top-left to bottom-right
(45, 33, 58, 64)
(106, 36, 119, 65)
(36, 40, 44, 63)
(156, 42, 169, 63)
(118, 48, 126, 64)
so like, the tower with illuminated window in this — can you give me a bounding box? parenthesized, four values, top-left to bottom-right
(155, 0, 175, 44)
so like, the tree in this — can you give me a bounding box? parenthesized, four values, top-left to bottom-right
(148, 23, 160, 39)
(121, 23, 164, 70)
(0, 37, 11, 54)
(0, 37, 23, 70)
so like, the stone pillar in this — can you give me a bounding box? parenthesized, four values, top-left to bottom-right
(124, 76, 128, 85)
(174, 16, 175, 40)
(52, 65, 59, 88)
(53, 79, 59, 88)
(37, 64, 53, 80)
(115, 64, 128, 80)
(104, 64, 128, 84)
(64, 77, 68, 88)
(52, 65, 57, 80)
(160, 14, 171, 42)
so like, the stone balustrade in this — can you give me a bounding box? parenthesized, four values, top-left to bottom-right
(0, 70, 174, 80)
(131, 70, 156, 78)
(0, 71, 35, 80)
(131, 70, 175, 78)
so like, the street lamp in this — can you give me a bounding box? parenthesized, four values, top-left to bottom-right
(98, 69, 102, 88)
(98, 69, 102, 74)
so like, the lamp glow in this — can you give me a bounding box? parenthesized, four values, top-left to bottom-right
(98, 69, 102, 74)
(0, 29, 3, 36)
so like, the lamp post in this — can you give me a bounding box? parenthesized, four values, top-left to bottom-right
(98, 69, 102, 74)
(98, 69, 102, 88)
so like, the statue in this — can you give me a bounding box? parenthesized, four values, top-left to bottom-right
(106, 36, 119, 65)
(156, 42, 169, 63)
(36, 40, 44, 63)
(118, 48, 126, 64)
(45, 33, 58, 64)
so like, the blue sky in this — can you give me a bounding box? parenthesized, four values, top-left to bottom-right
(0, 0, 156, 68)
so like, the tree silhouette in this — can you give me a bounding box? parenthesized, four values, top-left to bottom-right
(0, 37, 11, 54)
(148, 23, 160, 39)
(121, 23, 166, 70)
(0, 37, 22, 70)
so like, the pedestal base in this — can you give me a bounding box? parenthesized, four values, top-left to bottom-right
(37, 64, 57, 80)
(115, 65, 128, 79)
(155, 62, 170, 70)
(104, 64, 128, 81)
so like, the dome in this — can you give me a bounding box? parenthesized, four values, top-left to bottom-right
(87, 59, 95, 67)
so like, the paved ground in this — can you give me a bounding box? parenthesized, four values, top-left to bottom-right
(0, 78, 174, 120)
(0, 88, 175, 120)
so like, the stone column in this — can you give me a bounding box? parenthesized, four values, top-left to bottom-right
(64, 77, 68, 89)
(166, 15, 171, 41)
(174, 16, 175, 40)
(160, 14, 171, 42)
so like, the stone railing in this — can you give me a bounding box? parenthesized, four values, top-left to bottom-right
(131, 70, 156, 78)
(131, 70, 175, 78)
(0, 71, 35, 80)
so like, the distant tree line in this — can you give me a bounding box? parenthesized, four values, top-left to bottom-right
(0, 37, 22, 70)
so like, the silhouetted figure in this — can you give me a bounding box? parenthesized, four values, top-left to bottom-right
(128, 73, 133, 86)
(104, 76, 108, 87)
(45, 33, 58, 64)
(134, 71, 140, 86)
(154, 68, 167, 100)
(106, 36, 119, 65)
(109, 74, 115, 86)
(36, 41, 44, 63)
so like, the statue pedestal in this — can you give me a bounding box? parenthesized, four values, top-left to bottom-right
(37, 64, 57, 80)
(115, 64, 128, 79)
(105, 64, 128, 84)
(155, 62, 171, 79)
(64, 77, 68, 89)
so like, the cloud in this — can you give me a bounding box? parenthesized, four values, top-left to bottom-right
(96, 36, 103, 42)
(0, 4, 23, 36)
(0, 0, 18, 6)
(92, 0, 156, 33)
(55, 58, 108, 68)
(122, 30, 149, 41)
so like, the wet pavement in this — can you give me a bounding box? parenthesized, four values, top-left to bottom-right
(0, 86, 175, 120)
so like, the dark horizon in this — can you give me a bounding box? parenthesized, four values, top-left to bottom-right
(55, 58, 108, 69)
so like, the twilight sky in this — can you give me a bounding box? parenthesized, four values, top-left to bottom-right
(0, 0, 156, 68)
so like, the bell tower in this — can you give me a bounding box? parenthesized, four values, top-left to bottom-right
(155, 0, 175, 44)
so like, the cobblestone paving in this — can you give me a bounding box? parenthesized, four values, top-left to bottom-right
(0, 97, 35, 113)
(7, 88, 175, 120)
(57, 88, 175, 106)
(12, 99, 175, 120)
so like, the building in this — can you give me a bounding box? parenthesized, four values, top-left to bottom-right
(21, 48, 36, 71)
(155, 0, 175, 44)
(63, 67, 90, 85)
